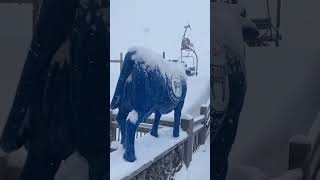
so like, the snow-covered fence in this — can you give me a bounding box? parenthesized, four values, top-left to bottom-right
(110, 100, 210, 180)
(270, 112, 320, 180)
(110, 52, 124, 70)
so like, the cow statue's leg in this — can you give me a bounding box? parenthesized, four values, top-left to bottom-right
(124, 110, 139, 162)
(124, 109, 148, 162)
(150, 111, 161, 138)
(173, 99, 184, 137)
(116, 107, 129, 147)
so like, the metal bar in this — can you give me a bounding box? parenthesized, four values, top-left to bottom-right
(110, 60, 121, 63)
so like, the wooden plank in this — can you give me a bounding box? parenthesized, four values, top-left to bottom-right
(110, 60, 121, 63)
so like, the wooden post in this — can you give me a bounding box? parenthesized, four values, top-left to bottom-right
(199, 105, 207, 145)
(289, 134, 311, 180)
(162, 52, 165, 59)
(110, 111, 116, 143)
(120, 52, 123, 70)
(181, 116, 194, 168)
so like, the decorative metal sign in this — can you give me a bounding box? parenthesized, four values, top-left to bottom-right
(168, 74, 183, 103)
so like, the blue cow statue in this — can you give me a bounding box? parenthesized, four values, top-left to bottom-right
(111, 47, 191, 162)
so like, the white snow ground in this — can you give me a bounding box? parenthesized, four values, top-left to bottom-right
(174, 136, 210, 180)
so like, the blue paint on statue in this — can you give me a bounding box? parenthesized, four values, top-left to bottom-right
(111, 48, 188, 162)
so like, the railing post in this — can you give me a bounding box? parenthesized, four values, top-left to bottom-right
(181, 116, 194, 168)
(120, 52, 123, 70)
(289, 134, 311, 180)
(199, 105, 207, 145)
(200, 105, 207, 116)
(110, 111, 117, 143)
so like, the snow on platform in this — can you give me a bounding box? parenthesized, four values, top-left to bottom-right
(110, 127, 187, 180)
(174, 136, 210, 180)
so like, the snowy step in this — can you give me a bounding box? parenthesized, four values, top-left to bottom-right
(110, 127, 187, 180)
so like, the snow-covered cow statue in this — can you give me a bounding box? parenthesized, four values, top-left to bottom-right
(111, 47, 191, 162)
(211, 2, 258, 180)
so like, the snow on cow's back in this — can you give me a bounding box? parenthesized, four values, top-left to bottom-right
(128, 46, 187, 80)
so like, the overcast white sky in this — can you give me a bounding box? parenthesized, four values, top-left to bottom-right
(110, 0, 210, 66)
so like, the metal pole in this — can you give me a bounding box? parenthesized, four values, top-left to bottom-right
(120, 52, 123, 70)
(266, 0, 273, 39)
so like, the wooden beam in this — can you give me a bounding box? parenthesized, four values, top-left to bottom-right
(0, 0, 32, 3)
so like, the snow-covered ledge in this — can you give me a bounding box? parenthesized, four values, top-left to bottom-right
(109, 101, 210, 180)
(110, 128, 187, 180)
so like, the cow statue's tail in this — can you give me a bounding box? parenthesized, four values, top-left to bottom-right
(110, 51, 135, 110)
